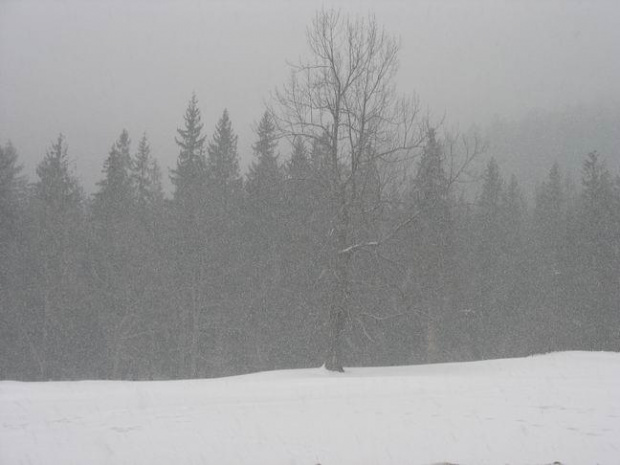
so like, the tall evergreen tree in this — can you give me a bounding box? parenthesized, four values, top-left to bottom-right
(498, 174, 530, 355)
(171, 93, 207, 206)
(90, 130, 145, 378)
(407, 128, 453, 362)
(246, 112, 282, 205)
(576, 152, 620, 349)
(277, 137, 330, 368)
(534, 163, 565, 263)
(532, 163, 570, 350)
(472, 157, 505, 358)
(132, 133, 163, 212)
(33, 135, 94, 378)
(246, 112, 284, 253)
(204, 109, 246, 375)
(244, 112, 289, 370)
(0, 141, 32, 379)
(93, 129, 134, 222)
(207, 109, 241, 202)
(128, 132, 170, 379)
(35, 135, 82, 215)
(0, 142, 24, 245)
(170, 95, 209, 378)
(287, 137, 312, 183)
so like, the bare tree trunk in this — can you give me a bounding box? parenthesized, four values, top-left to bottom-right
(177, 292, 189, 377)
(325, 306, 346, 372)
(41, 288, 51, 379)
(111, 337, 122, 378)
(425, 310, 437, 363)
(325, 254, 348, 372)
(325, 208, 350, 372)
(189, 274, 199, 378)
(425, 297, 442, 363)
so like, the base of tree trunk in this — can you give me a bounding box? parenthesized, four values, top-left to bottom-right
(324, 356, 345, 373)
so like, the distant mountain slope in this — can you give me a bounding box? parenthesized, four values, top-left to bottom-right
(483, 102, 620, 192)
(1, 351, 619, 464)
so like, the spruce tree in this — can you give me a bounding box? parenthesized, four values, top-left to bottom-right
(532, 163, 570, 350)
(0, 142, 24, 242)
(93, 129, 134, 222)
(244, 112, 288, 369)
(498, 174, 530, 354)
(35, 135, 82, 215)
(473, 157, 505, 358)
(33, 135, 93, 378)
(171, 93, 207, 206)
(90, 130, 143, 377)
(577, 152, 619, 349)
(0, 142, 31, 378)
(287, 137, 312, 183)
(132, 133, 163, 211)
(534, 163, 565, 261)
(246, 112, 284, 250)
(170, 94, 210, 378)
(128, 132, 170, 378)
(207, 109, 241, 203)
(408, 128, 453, 362)
(203, 109, 246, 375)
(246, 112, 282, 205)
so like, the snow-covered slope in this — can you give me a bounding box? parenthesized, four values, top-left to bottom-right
(1, 351, 619, 465)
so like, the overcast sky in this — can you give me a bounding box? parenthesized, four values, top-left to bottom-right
(1, 0, 619, 191)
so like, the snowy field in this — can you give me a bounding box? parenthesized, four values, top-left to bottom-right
(1, 351, 619, 465)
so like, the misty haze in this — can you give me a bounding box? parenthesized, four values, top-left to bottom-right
(1, 1, 619, 464)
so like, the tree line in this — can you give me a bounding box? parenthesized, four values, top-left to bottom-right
(1, 11, 619, 380)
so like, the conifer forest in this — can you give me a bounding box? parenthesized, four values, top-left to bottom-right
(1, 10, 619, 381)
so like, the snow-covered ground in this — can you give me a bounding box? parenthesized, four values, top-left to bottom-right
(1, 351, 619, 465)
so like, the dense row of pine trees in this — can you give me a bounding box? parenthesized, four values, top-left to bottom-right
(1, 95, 619, 380)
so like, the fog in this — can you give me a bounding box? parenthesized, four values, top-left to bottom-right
(2, 6, 620, 465)
(1, 0, 620, 383)
(2, 0, 619, 190)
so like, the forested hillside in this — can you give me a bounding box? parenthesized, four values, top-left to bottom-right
(2, 117, 618, 380)
(484, 102, 620, 192)
(1, 11, 619, 381)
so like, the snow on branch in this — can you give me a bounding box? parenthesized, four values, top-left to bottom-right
(338, 241, 379, 255)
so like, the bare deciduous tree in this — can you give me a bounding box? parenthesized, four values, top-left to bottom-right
(271, 10, 423, 371)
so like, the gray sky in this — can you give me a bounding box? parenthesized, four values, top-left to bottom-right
(1, 0, 619, 191)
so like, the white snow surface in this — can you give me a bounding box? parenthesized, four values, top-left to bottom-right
(1, 351, 619, 465)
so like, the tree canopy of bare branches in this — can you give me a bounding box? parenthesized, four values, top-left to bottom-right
(271, 9, 424, 371)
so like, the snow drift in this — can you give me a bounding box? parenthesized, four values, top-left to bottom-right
(1, 351, 619, 464)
